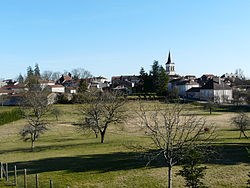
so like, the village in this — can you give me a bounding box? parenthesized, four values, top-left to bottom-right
(0, 51, 248, 106)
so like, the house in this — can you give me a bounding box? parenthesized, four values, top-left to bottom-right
(90, 76, 108, 83)
(47, 85, 65, 93)
(39, 80, 56, 90)
(66, 87, 77, 94)
(57, 74, 73, 86)
(186, 87, 202, 100)
(187, 78, 233, 103)
(111, 75, 140, 84)
(88, 81, 110, 91)
(2, 83, 27, 93)
(197, 74, 214, 86)
(175, 80, 200, 97)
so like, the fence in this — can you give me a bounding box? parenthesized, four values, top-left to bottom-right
(0, 162, 70, 188)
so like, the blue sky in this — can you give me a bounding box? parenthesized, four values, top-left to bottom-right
(0, 0, 250, 80)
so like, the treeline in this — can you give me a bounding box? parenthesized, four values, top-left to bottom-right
(0, 108, 23, 126)
(16, 64, 92, 83)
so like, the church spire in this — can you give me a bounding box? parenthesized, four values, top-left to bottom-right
(166, 51, 172, 64)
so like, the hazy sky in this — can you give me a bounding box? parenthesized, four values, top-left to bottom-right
(0, 0, 250, 80)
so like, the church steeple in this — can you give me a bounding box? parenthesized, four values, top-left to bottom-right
(166, 51, 172, 64)
(166, 51, 176, 76)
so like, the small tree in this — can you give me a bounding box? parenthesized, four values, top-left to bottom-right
(77, 91, 127, 143)
(136, 103, 215, 188)
(20, 89, 52, 151)
(51, 107, 61, 121)
(177, 148, 208, 188)
(231, 112, 249, 139)
(204, 95, 219, 115)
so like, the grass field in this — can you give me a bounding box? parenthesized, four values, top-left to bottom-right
(0, 102, 249, 188)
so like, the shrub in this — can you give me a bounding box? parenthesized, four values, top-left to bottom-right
(0, 108, 23, 126)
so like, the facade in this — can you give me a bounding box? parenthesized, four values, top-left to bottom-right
(47, 85, 65, 93)
(39, 80, 56, 90)
(176, 80, 200, 97)
(187, 78, 233, 103)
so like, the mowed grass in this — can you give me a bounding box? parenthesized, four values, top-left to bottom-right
(0, 102, 249, 188)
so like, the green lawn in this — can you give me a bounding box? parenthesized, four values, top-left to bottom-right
(0, 102, 249, 188)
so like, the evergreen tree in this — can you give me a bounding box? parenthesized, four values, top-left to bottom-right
(139, 61, 169, 95)
(26, 66, 38, 90)
(177, 148, 208, 188)
(78, 79, 88, 93)
(17, 73, 24, 83)
(157, 66, 169, 95)
(27, 66, 34, 77)
(150, 60, 161, 92)
(34, 63, 41, 78)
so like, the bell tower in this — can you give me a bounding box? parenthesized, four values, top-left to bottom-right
(166, 51, 175, 75)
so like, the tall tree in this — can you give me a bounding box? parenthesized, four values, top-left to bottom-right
(26, 66, 39, 89)
(27, 66, 34, 77)
(157, 66, 169, 95)
(34, 63, 41, 78)
(17, 73, 24, 83)
(136, 103, 215, 188)
(139, 61, 169, 95)
(20, 89, 52, 151)
(139, 67, 152, 93)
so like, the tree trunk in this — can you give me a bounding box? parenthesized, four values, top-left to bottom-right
(31, 140, 35, 151)
(168, 165, 172, 188)
(100, 132, 105, 143)
(100, 127, 107, 143)
(242, 131, 249, 139)
(209, 107, 212, 115)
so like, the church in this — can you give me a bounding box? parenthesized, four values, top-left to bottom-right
(165, 51, 233, 103)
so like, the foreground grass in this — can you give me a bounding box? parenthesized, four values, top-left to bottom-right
(0, 102, 249, 188)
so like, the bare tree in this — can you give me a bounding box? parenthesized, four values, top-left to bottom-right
(20, 89, 52, 151)
(77, 91, 127, 143)
(41, 70, 53, 80)
(231, 112, 249, 139)
(71, 68, 92, 80)
(204, 95, 219, 115)
(136, 103, 215, 188)
(51, 72, 62, 81)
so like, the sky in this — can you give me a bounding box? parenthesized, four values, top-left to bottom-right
(0, 0, 250, 80)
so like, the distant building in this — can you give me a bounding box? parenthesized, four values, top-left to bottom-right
(38, 80, 56, 90)
(47, 85, 65, 93)
(187, 78, 233, 103)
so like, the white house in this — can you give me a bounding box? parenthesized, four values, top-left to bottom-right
(47, 85, 65, 93)
(176, 80, 200, 97)
(187, 78, 233, 103)
(39, 80, 56, 90)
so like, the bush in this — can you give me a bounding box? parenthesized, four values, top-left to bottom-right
(0, 108, 23, 126)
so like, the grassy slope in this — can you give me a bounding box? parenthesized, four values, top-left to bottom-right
(0, 102, 249, 188)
